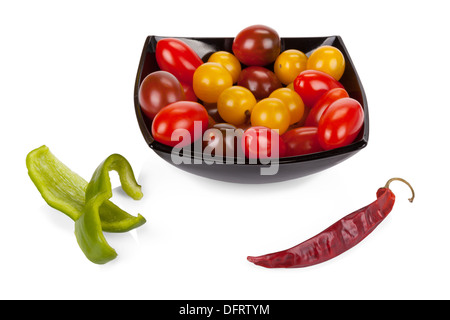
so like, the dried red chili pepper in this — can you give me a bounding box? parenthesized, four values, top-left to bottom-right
(247, 178, 415, 268)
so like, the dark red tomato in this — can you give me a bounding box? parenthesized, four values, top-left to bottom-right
(305, 87, 349, 126)
(282, 127, 323, 157)
(138, 71, 185, 120)
(206, 107, 225, 124)
(155, 38, 203, 85)
(202, 123, 244, 158)
(318, 97, 364, 150)
(180, 81, 198, 102)
(151, 101, 208, 148)
(293, 70, 344, 109)
(237, 66, 282, 100)
(241, 126, 286, 159)
(232, 25, 281, 66)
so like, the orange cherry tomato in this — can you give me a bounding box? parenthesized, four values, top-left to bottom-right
(217, 86, 256, 126)
(307, 45, 346, 81)
(274, 49, 308, 85)
(193, 62, 233, 103)
(269, 88, 305, 125)
(208, 51, 242, 84)
(250, 98, 290, 135)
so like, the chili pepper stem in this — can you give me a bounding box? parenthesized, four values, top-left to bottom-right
(384, 177, 415, 203)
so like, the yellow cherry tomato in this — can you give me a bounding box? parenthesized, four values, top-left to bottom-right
(208, 51, 242, 84)
(269, 88, 304, 125)
(274, 49, 308, 85)
(286, 82, 294, 90)
(251, 98, 290, 135)
(217, 86, 256, 126)
(306, 45, 345, 81)
(193, 62, 233, 103)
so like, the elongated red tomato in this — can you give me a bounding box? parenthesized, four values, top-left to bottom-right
(155, 38, 203, 85)
(293, 70, 344, 109)
(282, 127, 323, 156)
(317, 98, 364, 150)
(241, 126, 286, 159)
(305, 87, 349, 126)
(151, 101, 208, 148)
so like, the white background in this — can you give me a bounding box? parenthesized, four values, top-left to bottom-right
(1, 0, 449, 300)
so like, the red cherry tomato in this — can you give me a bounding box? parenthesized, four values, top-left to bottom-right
(241, 126, 286, 159)
(282, 127, 323, 156)
(317, 97, 364, 150)
(293, 70, 344, 109)
(232, 25, 281, 66)
(138, 71, 185, 120)
(151, 101, 208, 148)
(305, 87, 349, 126)
(237, 66, 282, 100)
(155, 38, 203, 85)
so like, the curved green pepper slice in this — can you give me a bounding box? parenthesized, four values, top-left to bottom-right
(26, 145, 146, 232)
(26, 145, 146, 264)
(75, 153, 144, 264)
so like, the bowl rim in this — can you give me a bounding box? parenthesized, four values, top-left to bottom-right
(134, 35, 369, 165)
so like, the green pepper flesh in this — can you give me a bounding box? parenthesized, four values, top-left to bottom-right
(75, 153, 144, 264)
(26, 145, 146, 232)
(26, 145, 146, 264)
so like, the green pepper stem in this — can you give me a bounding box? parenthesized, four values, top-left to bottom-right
(384, 177, 415, 203)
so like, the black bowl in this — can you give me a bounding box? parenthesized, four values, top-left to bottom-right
(134, 35, 368, 183)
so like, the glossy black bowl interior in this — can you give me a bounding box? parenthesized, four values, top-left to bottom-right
(134, 35, 368, 183)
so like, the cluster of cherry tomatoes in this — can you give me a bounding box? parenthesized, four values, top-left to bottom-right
(138, 25, 364, 159)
